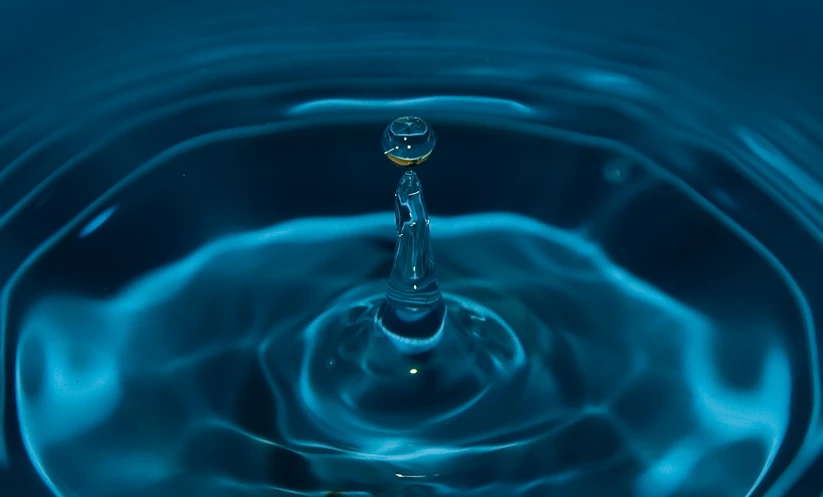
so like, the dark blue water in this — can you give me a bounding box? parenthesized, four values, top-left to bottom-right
(2, 2, 823, 496)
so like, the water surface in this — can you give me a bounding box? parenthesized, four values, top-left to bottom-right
(1, 2, 822, 497)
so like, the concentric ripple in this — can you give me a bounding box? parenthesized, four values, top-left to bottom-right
(264, 291, 528, 455)
(13, 213, 792, 497)
(1, 5, 823, 497)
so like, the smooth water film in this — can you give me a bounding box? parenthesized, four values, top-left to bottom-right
(1, 2, 823, 497)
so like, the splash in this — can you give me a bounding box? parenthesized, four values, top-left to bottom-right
(379, 169, 446, 354)
(14, 212, 792, 497)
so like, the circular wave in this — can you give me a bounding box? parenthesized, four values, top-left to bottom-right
(14, 213, 791, 497)
(0, 5, 822, 496)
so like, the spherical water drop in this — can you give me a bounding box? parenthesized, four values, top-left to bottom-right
(382, 116, 437, 167)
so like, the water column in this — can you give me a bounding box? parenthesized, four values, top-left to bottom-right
(378, 117, 446, 355)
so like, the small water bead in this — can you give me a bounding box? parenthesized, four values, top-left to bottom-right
(382, 116, 437, 167)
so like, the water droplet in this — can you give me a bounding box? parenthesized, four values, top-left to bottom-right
(382, 116, 437, 167)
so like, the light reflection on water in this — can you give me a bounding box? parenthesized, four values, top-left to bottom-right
(10, 213, 795, 496)
(0, 2, 822, 496)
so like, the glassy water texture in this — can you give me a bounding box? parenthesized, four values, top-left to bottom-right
(11, 211, 789, 497)
(2, 2, 823, 497)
